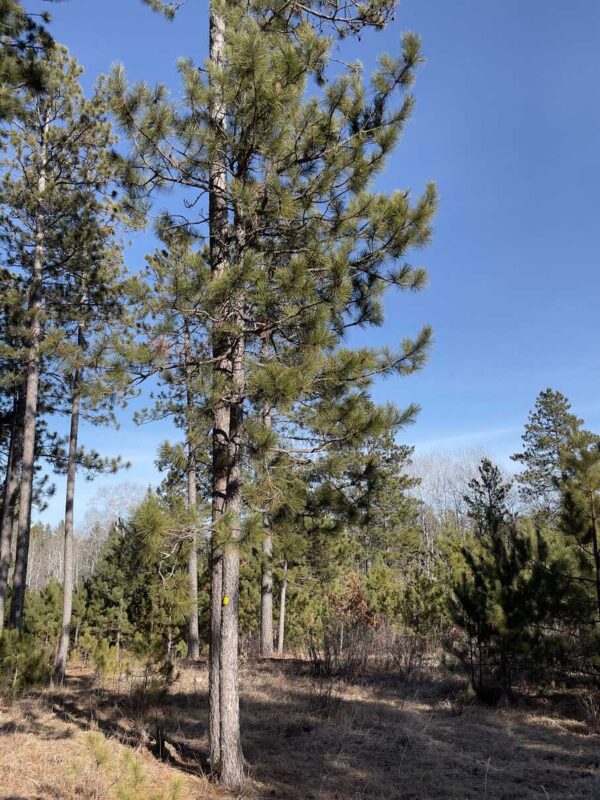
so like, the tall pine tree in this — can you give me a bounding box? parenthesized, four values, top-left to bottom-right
(558, 432, 600, 621)
(116, 0, 436, 787)
(0, 47, 136, 634)
(512, 389, 585, 517)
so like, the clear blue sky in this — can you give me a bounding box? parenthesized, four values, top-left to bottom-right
(30, 0, 600, 526)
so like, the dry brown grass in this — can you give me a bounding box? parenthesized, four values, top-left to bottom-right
(0, 697, 203, 800)
(1, 661, 600, 799)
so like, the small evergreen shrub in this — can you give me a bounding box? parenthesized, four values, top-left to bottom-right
(81, 732, 186, 800)
(0, 629, 52, 695)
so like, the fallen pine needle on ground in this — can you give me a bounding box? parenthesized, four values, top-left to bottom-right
(1, 660, 599, 799)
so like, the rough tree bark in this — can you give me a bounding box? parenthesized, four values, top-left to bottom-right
(54, 346, 82, 682)
(207, 0, 230, 775)
(185, 321, 200, 660)
(260, 527, 274, 658)
(207, 0, 247, 787)
(218, 333, 245, 788)
(0, 393, 24, 634)
(9, 113, 47, 633)
(260, 405, 273, 659)
(277, 561, 288, 656)
(209, 399, 227, 769)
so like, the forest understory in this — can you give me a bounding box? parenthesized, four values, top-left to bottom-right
(2, 659, 599, 800)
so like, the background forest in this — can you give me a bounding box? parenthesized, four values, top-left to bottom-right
(1, 1, 600, 798)
(5, 388, 600, 703)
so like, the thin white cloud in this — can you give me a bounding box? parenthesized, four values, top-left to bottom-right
(410, 425, 521, 452)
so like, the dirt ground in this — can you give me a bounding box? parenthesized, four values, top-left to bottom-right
(1, 660, 599, 800)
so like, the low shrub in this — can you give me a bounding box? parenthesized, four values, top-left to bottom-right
(0, 629, 52, 695)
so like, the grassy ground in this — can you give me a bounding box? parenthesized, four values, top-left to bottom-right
(1, 660, 599, 799)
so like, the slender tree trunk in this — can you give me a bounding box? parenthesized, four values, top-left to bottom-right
(218, 334, 245, 789)
(187, 480, 200, 661)
(185, 323, 200, 660)
(167, 618, 173, 657)
(589, 491, 600, 620)
(116, 620, 121, 666)
(260, 406, 273, 658)
(260, 529, 274, 658)
(207, 0, 246, 787)
(54, 360, 81, 683)
(208, 484, 223, 773)
(277, 562, 288, 656)
(8, 509, 18, 584)
(0, 393, 24, 634)
(208, 0, 229, 773)
(9, 118, 47, 633)
(9, 326, 40, 634)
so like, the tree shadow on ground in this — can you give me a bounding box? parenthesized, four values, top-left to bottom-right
(0, 699, 74, 742)
(45, 661, 600, 799)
